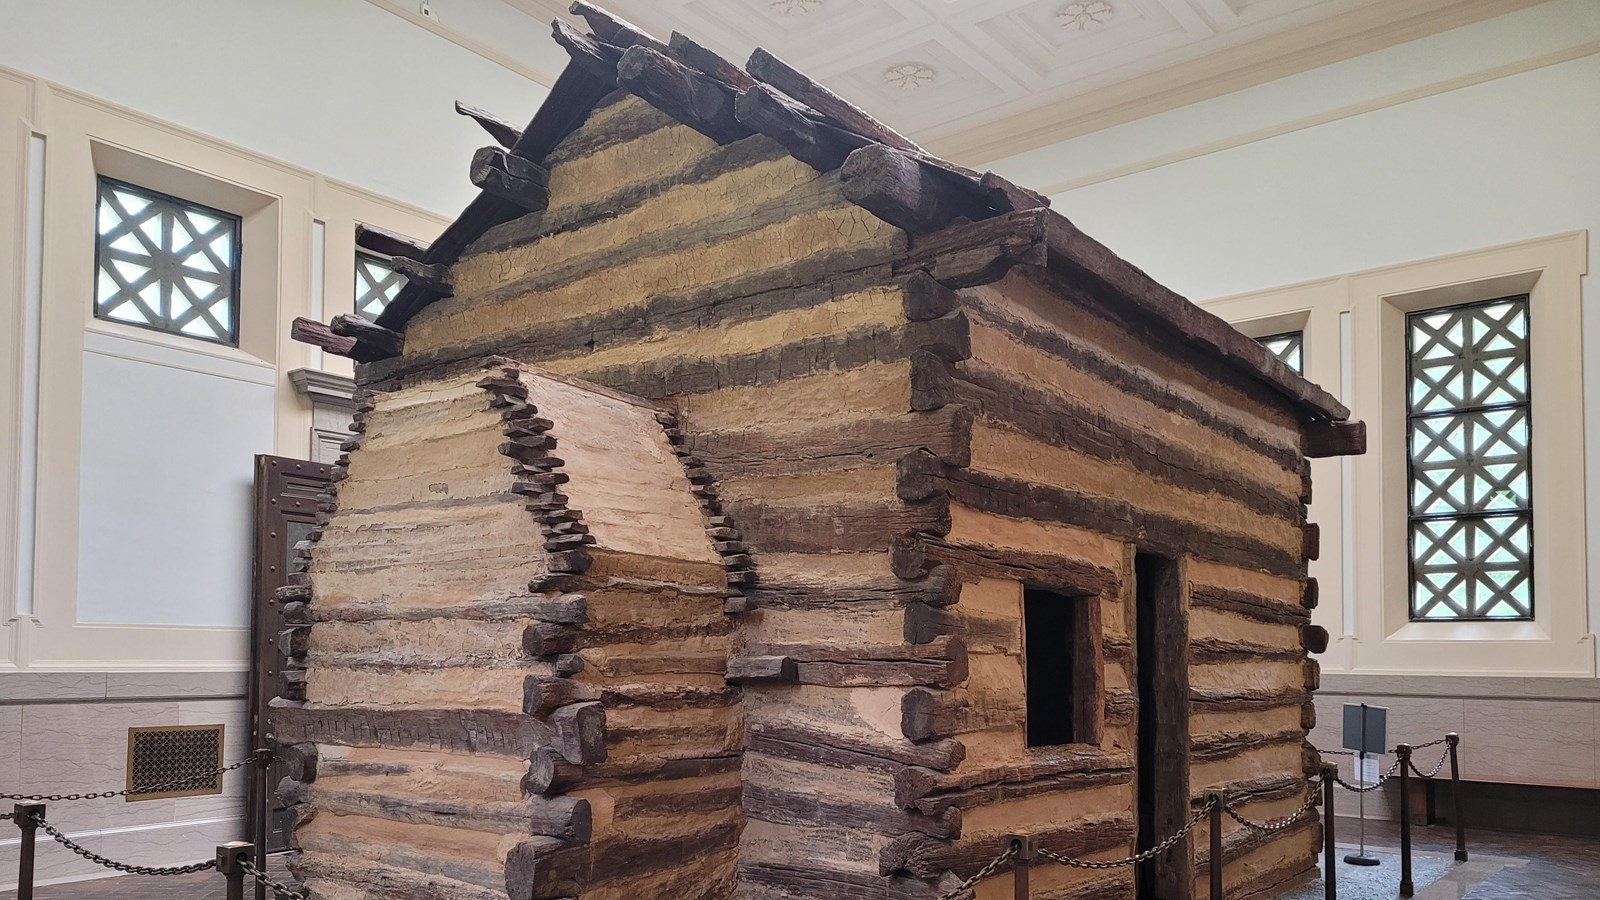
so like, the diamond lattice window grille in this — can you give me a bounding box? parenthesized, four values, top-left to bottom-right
(355, 251, 407, 321)
(1258, 331, 1304, 374)
(94, 178, 241, 346)
(1406, 296, 1533, 621)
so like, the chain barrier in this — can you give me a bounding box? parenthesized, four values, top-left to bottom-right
(1334, 757, 1401, 793)
(0, 750, 270, 802)
(1223, 789, 1320, 834)
(936, 844, 1015, 900)
(1311, 745, 1354, 757)
(1038, 796, 1219, 871)
(1407, 746, 1451, 779)
(28, 810, 217, 877)
(242, 856, 309, 899)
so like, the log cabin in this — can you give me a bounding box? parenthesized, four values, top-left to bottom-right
(279, 4, 1366, 898)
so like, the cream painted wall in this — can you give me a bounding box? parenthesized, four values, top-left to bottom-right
(990, 0, 1600, 682)
(0, 0, 550, 215)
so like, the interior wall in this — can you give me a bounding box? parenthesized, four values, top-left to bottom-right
(0, 0, 549, 215)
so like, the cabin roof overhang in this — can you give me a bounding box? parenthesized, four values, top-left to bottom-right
(309, 2, 1354, 437)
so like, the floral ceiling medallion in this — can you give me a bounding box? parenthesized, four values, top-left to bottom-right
(884, 62, 937, 92)
(1057, 0, 1115, 31)
(769, 0, 823, 17)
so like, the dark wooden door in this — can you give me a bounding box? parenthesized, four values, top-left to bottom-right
(1134, 553, 1193, 900)
(247, 455, 332, 852)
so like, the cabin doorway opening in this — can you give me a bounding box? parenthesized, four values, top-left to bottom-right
(1134, 552, 1192, 900)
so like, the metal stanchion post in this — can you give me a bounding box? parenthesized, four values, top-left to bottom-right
(1206, 792, 1225, 900)
(254, 747, 272, 900)
(1004, 834, 1036, 900)
(1321, 765, 1337, 900)
(13, 802, 44, 900)
(1446, 733, 1467, 861)
(1397, 743, 1414, 897)
(217, 841, 253, 900)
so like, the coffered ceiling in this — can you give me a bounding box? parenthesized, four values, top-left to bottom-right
(477, 0, 1541, 164)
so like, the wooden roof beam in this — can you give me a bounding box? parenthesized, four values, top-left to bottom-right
(354, 223, 429, 260)
(616, 46, 750, 145)
(330, 313, 403, 358)
(552, 18, 623, 80)
(454, 100, 522, 149)
(665, 31, 754, 91)
(291, 317, 397, 363)
(747, 47, 920, 153)
(840, 144, 1002, 235)
(568, 1, 667, 53)
(470, 146, 550, 212)
(734, 83, 864, 173)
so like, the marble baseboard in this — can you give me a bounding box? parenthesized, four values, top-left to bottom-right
(1311, 681, 1600, 790)
(0, 815, 242, 890)
(0, 669, 247, 703)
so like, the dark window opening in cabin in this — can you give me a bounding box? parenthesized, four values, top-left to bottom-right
(1023, 588, 1096, 747)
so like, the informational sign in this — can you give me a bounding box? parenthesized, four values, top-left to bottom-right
(1341, 702, 1388, 755)
(1356, 755, 1383, 787)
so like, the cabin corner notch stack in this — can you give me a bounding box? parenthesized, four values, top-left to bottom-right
(282, 4, 1366, 899)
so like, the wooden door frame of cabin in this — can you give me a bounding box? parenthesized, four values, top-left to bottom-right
(1134, 552, 1193, 900)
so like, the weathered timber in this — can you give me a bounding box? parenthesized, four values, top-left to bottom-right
(455, 100, 523, 149)
(724, 496, 950, 554)
(725, 655, 797, 684)
(550, 17, 624, 79)
(550, 701, 607, 764)
(688, 406, 973, 479)
(306, 788, 592, 842)
(882, 812, 1133, 878)
(897, 534, 1121, 597)
(354, 223, 429, 260)
(1190, 728, 1304, 762)
(745, 784, 960, 839)
(375, 59, 613, 330)
(504, 835, 588, 899)
(895, 207, 1049, 288)
(747, 47, 919, 152)
(1303, 522, 1321, 561)
(1044, 212, 1349, 422)
(910, 350, 957, 412)
(569, 1, 667, 52)
(741, 863, 962, 900)
(744, 566, 958, 611)
(742, 636, 968, 688)
(946, 469, 1302, 577)
(470, 146, 551, 212)
(1188, 636, 1303, 663)
(665, 31, 754, 90)
(893, 749, 1133, 808)
(1305, 418, 1367, 457)
(293, 854, 504, 900)
(1301, 623, 1330, 654)
(274, 705, 549, 754)
(329, 313, 403, 358)
(1191, 773, 1305, 809)
(1189, 584, 1310, 625)
(747, 723, 964, 773)
(1189, 686, 1308, 713)
(733, 83, 863, 172)
(906, 310, 972, 362)
(910, 768, 1133, 816)
(389, 257, 453, 296)
(840, 144, 998, 235)
(291, 317, 363, 359)
(523, 675, 602, 716)
(615, 46, 751, 145)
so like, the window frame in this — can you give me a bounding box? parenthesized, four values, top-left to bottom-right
(1403, 295, 1534, 622)
(354, 249, 407, 321)
(1257, 329, 1305, 374)
(92, 175, 243, 346)
(1021, 587, 1103, 748)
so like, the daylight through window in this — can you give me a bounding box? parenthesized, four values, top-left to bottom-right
(355, 251, 407, 320)
(1406, 296, 1533, 620)
(93, 178, 241, 345)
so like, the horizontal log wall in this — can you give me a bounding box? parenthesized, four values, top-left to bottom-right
(944, 271, 1319, 897)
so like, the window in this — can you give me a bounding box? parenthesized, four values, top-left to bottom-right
(355, 251, 407, 320)
(1406, 296, 1532, 620)
(1023, 588, 1098, 746)
(1258, 330, 1304, 374)
(94, 177, 241, 345)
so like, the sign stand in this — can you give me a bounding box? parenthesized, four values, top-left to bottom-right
(1341, 703, 1386, 867)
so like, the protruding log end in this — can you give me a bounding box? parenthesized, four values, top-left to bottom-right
(1300, 624, 1330, 655)
(455, 100, 523, 149)
(470, 146, 550, 212)
(725, 655, 798, 684)
(1305, 419, 1367, 458)
(550, 702, 607, 765)
(390, 257, 453, 297)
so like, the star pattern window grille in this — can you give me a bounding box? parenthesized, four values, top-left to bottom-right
(1406, 297, 1533, 621)
(355, 251, 407, 321)
(1258, 330, 1304, 374)
(94, 178, 241, 345)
